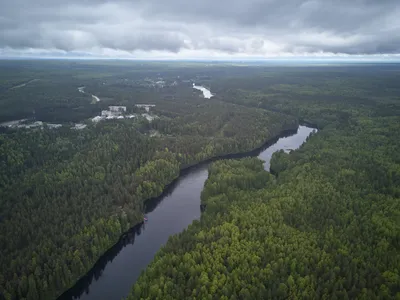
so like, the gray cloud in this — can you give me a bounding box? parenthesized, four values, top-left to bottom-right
(1, 0, 400, 58)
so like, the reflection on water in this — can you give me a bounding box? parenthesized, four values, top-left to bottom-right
(193, 83, 213, 98)
(58, 125, 317, 300)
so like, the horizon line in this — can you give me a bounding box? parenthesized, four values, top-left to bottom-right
(1, 57, 400, 63)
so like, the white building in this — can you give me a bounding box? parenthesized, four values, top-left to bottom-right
(109, 106, 127, 112)
(101, 106, 127, 117)
(92, 116, 104, 122)
(101, 110, 114, 117)
(72, 124, 87, 130)
(135, 104, 156, 112)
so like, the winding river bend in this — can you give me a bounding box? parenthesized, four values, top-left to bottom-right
(193, 83, 213, 98)
(58, 125, 316, 300)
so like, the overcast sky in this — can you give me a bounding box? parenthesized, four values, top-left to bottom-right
(1, 0, 400, 59)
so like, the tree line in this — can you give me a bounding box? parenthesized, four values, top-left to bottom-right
(0, 98, 294, 300)
(127, 66, 400, 300)
(129, 114, 400, 299)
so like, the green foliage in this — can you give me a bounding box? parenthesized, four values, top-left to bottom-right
(127, 65, 400, 300)
(129, 115, 400, 299)
(0, 63, 294, 299)
(1, 61, 400, 300)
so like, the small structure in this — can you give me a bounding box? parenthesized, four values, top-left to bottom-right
(101, 110, 114, 117)
(91, 105, 158, 123)
(46, 123, 62, 129)
(109, 106, 127, 113)
(142, 113, 156, 122)
(155, 80, 165, 87)
(92, 116, 103, 123)
(135, 104, 156, 112)
(72, 124, 87, 130)
(101, 106, 127, 117)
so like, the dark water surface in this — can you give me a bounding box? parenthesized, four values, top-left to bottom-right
(59, 125, 316, 300)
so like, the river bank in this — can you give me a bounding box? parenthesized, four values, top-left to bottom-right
(57, 124, 316, 300)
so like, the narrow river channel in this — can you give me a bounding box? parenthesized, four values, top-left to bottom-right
(58, 125, 316, 300)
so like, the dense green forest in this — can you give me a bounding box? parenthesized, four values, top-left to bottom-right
(1, 61, 400, 300)
(0, 61, 297, 300)
(129, 118, 400, 299)
(0, 60, 236, 123)
(127, 65, 400, 299)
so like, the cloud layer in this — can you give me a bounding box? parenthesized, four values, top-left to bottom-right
(1, 0, 400, 58)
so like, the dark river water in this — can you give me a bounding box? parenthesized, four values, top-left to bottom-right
(58, 125, 316, 300)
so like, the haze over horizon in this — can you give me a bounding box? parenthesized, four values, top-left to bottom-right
(1, 0, 400, 60)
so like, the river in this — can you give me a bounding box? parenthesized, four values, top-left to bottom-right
(58, 125, 316, 300)
(193, 83, 213, 98)
(78, 86, 100, 102)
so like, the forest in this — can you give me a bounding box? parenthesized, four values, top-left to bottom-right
(128, 65, 400, 299)
(130, 118, 400, 299)
(1, 61, 400, 300)
(0, 60, 298, 300)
